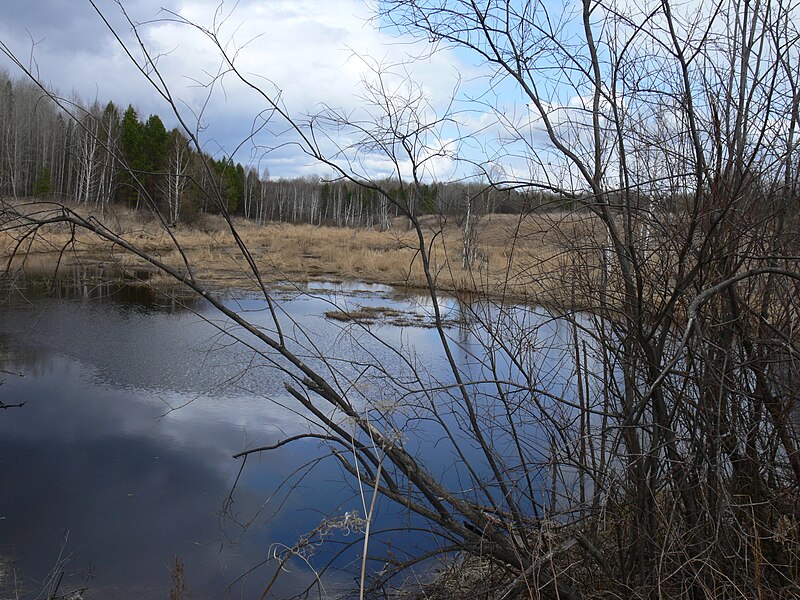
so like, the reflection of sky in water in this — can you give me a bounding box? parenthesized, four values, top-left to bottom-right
(0, 352, 354, 599)
(0, 279, 587, 598)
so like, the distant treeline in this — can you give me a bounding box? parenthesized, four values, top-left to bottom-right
(0, 72, 560, 227)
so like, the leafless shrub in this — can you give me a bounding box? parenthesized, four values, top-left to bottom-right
(2, 0, 800, 598)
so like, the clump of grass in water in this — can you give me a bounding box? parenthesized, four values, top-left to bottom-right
(324, 306, 405, 324)
(169, 556, 190, 600)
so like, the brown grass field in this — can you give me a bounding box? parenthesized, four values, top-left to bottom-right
(0, 201, 605, 305)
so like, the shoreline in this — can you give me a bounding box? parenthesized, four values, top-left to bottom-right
(1, 203, 599, 309)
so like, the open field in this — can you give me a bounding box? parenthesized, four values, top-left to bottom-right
(0, 200, 605, 305)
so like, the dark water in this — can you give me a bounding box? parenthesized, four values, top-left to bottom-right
(0, 273, 582, 599)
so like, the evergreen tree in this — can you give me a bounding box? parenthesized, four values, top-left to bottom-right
(32, 166, 53, 197)
(142, 114, 168, 204)
(142, 114, 168, 171)
(118, 105, 145, 206)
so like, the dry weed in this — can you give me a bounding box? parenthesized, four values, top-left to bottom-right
(1, 200, 592, 302)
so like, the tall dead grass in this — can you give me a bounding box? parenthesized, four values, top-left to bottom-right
(0, 200, 597, 302)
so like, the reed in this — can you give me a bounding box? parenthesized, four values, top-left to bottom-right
(0, 200, 595, 303)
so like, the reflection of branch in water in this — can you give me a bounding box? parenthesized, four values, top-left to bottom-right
(0, 400, 25, 409)
(39, 530, 90, 600)
(0, 368, 26, 409)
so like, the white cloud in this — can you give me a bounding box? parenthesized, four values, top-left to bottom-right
(4, 0, 797, 185)
(0, 0, 474, 178)
(134, 0, 473, 176)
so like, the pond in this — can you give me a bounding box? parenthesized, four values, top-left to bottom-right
(0, 270, 585, 599)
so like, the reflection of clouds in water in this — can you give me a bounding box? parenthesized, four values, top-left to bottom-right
(0, 279, 588, 598)
(0, 412, 257, 597)
(0, 351, 317, 475)
(0, 354, 358, 599)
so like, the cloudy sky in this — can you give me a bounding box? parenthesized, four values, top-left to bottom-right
(0, 0, 497, 179)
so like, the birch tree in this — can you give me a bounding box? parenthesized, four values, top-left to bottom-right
(2, 1, 800, 598)
(162, 128, 189, 224)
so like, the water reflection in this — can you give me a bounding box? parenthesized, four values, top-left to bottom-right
(0, 272, 587, 599)
(0, 275, 453, 599)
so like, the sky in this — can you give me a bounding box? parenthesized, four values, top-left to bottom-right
(0, 0, 736, 187)
(0, 0, 488, 180)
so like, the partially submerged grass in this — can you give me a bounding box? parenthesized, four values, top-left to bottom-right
(325, 306, 406, 323)
(324, 305, 460, 328)
(0, 200, 601, 304)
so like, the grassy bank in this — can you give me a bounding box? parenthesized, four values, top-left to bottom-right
(1, 200, 604, 304)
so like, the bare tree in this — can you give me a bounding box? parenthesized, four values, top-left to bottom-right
(380, 0, 800, 596)
(161, 128, 189, 224)
(2, 0, 800, 598)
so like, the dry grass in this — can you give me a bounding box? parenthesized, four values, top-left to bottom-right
(0, 200, 600, 303)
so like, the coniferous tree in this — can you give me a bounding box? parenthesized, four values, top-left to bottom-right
(118, 105, 145, 207)
(141, 113, 168, 205)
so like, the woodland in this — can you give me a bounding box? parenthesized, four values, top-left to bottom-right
(1, 0, 800, 598)
(0, 71, 542, 229)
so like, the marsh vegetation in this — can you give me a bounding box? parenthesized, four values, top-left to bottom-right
(1, 0, 800, 598)
(1, 200, 600, 305)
